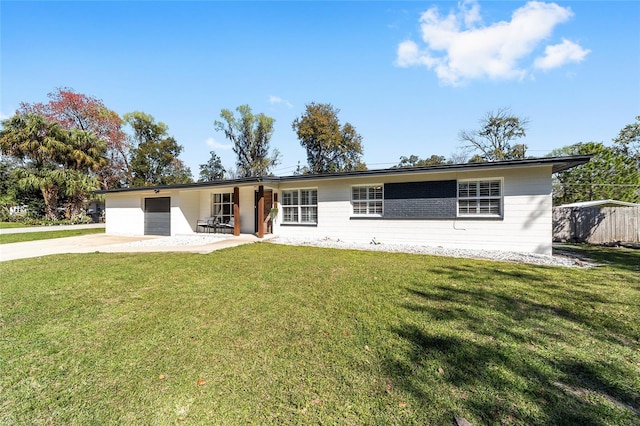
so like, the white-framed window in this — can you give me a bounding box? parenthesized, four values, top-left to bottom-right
(457, 179, 502, 217)
(351, 185, 383, 216)
(282, 189, 318, 224)
(212, 192, 234, 224)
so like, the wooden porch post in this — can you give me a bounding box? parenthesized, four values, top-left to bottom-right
(257, 185, 264, 238)
(233, 186, 240, 236)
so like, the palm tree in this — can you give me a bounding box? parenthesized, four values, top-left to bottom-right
(65, 129, 107, 171)
(13, 166, 67, 220)
(1, 114, 106, 220)
(0, 114, 70, 167)
(61, 170, 101, 220)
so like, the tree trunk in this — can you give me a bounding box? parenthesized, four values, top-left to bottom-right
(41, 185, 59, 220)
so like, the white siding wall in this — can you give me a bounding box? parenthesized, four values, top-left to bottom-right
(273, 166, 553, 254)
(104, 166, 554, 254)
(105, 189, 207, 236)
(198, 191, 212, 220)
(172, 191, 200, 234)
(105, 193, 144, 235)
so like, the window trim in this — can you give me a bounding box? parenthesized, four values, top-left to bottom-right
(281, 188, 318, 225)
(211, 191, 234, 224)
(351, 184, 384, 217)
(457, 178, 503, 218)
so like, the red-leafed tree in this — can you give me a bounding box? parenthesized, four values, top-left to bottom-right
(19, 87, 130, 189)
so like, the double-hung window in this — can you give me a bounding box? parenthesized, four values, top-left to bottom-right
(282, 189, 317, 224)
(212, 192, 234, 224)
(351, 185, 383, 216)
(457, 179, 502, 217)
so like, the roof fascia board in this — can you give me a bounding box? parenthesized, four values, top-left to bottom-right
(96, 155, 590, 194)
(95, 177, 267, 194)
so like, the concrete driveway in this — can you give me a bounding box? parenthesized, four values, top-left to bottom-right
(0, 233, 268, 262)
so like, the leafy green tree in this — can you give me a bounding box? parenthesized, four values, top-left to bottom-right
(0, 158, 19, 220)
(59, 169, 99, 219)
(1, 114, 69, 167)
(214, 105, 280, 178)
(459, 108, 529, 161)
(198, 150, 225, 182)
(19, 88, 129, 189)
(468, 154, 486, 163)
(551, 142, 640, 205)
(11, 166, 65, 220)
(124, 112, 193, 186)
(0, 157, 45, 220)
(613, 115, 640, 169)
(395, 154, 447, 168)
(0, 114, 106, 219)
(292, 102, 365, 174)
(164, 159, 193, 185)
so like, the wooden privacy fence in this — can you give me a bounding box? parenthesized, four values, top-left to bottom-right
(553, 206, 640, 244)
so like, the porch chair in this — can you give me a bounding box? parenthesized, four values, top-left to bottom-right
(220, 217, 235, 234)
(196, 217, 217, 233)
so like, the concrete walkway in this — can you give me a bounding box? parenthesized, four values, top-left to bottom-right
(0, 233, 272, 262)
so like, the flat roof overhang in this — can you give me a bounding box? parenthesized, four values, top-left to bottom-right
(95, 155, 591, 195)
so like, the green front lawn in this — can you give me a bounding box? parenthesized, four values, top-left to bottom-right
(0, 222, 35, 229)
(0, 244, 638, 424)
(0, 228, 104, 244)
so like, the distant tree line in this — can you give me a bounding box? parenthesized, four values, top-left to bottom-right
(392, 111, 639, 205)
(0, 89, 370, 222)
(550, 116, 640, 205)
(0, 88, 194, 222)
(2, 88, 638, 222)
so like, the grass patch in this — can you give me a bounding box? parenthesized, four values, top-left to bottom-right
(557, 243, 640, 274)
(0, 222, 35, 229)
(0, 228, 104, 244)
(1, 244, 638, 424)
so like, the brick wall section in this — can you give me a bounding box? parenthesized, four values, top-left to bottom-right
(384, 180, 457, 219)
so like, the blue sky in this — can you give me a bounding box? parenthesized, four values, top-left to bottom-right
(2, 1, 639, 176)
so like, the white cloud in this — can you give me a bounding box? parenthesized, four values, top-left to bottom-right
(396, 0, 589, 86)
(534, 38, 590, 70)
(269, 95, 293, 108)
(206, 137, 233, 150)
(460, 0, 482, 27)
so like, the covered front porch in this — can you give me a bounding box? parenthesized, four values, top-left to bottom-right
(191, 183, 278, 239)
(103, 178, 279, 239)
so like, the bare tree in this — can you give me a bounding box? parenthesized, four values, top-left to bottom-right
(449, 150, 469, 164)
(459, 108, 529, 161)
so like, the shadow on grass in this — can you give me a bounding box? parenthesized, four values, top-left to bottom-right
(380, 260, 639, 425)
(555, 244, 640, 274)
(385, 324, 637, 425)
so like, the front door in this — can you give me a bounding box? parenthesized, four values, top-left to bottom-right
(254, 190, 273, 234)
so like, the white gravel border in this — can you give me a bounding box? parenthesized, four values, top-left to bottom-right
(270, 236, 593, 268)
(111, 234, 232, 247)
(106, 234, 593, 267)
